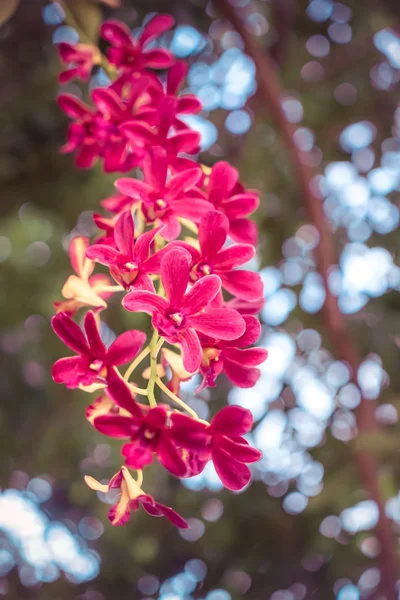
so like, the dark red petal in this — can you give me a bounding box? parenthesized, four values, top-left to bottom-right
(91, 88, 124, 119)
(101, 20, 133, 47)
(108, 503, 131, 526)
(181, 275, 221, 315)
(212, 445, 252, 491)
(157, 435, 188, 477)
(84, 311, 107, 358)
(93, 415, 137, 438)
(160, 248, 191, 307)
(219, 270, 264, 302)
(170, 413, 209, 451)
(106, 367, 143, 419)
(75, 143, 99, 169)
(210, 405, 253, 436)
(188, 308, 245, 340)
(122, 290, 169, 315)
(114, 211, 134, 257)
(51, 312, 89, 355)
(146, 406, 168, 429)
(199, 211, 228, 258)
(179, 329, 203, 373)
(223, 346, 268, 367)
(107, 330, 146, 366)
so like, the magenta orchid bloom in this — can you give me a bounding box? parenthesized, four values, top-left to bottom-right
(123, 249, 246, 372)
(85, 466, 188, 528)
(58, 82, 154, 171)
(205, 162, 260, 245)
(170, 405, 261, 490)
(57, 42, 100, 84)
(197, 315, 268, 391)
(173, 210, 264, 301)
(93, 369, 188, 476)
(86, 211, 166, 291)
(115, 146, 212, 240)
(101, 15, 175, 75)
(52, 311, 146, 388)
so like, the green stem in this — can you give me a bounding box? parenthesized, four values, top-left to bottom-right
(147, 333, 164, 408)
(124, 346, 151, 381)
(156, 377, 199, 419)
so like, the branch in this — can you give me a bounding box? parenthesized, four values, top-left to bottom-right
(213, 0, 398, 596)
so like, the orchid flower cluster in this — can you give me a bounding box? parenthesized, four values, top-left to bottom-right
(52, 13, 267, 529)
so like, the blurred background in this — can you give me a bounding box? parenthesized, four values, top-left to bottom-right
(1, 0, 400, 598)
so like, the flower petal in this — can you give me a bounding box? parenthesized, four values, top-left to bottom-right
(222, 358, 261, 388)
(144, 48, 175, 68)
(170, 413, 209, 451)
(106, 367, 143, 419)
(179, 329, 203, 373)
(84, 311, 107, 358)
(57, 93, 93, 119)
(214, 243, 255, 270)
(219, 436, 262, 463)
(139, 14, 175, 46)
(93, 415, 138, 437)
(115, 177, 153, 199)
(219, 270, 264, 301)
(52, 356, 86, 386)
(160, 248, 191, 307)
(188, 308, 245, 340)
(181, 274, 221, 315)
(52, 312, 89, 355)
(229, 218, 258, 245)
(122, 444, 153, 469)
(198, 211, 228, 258)
(210, 405, 253, 436)
(114, 210, 134, 257)
(212, 445, 251, 491)
(101, 19, 133, 47)
(208, 161, 238, 200)
(69, 237, 90, 277)
(107, 330, 146, 366)
(122, 290, 169, 315)
(153, 502, 188, 528)
(86, 245, 121, 265)
(157, 435, 188, 477)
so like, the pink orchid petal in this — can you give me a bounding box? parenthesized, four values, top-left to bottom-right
(143, 146, 168, 190)
(52, 312, 89, 355)
(75, 143, 99, 169)
(215, 243, 255, 270)
(93, 415, 138, 438)
(57, 94, 93, 119)
(52, 356, 87, 386)
(160, 248, 191, 307)
(101, 20, 133, 47)
(170, 413, 209, 451)
(153, 502, 188, 528)
(157, 435, 187, 477)
(139, 14, 175, 46)
(167, 130, 200, 155)
(177, 95, 202, 114)
(133, 225, 163, 265)
(144, 48, 175, 68)
(219, 270, 264, 301)
(181, 274, 221, 315)
(122, 290, 169, 315)
(84, 311, 107, 358)
(167, 60, 187, 94)
(171, 198, 214, 224)
(107, 368, 143, 419)
(199, 211, 228, 258)
(107, 330, 146, 366)
(115, 177, 153, 199)
(86, 245, 121, 265)
(188, 308, 245, 340)
(219, 436, 262, 463)
(179, 329, 203, 373)
(210, 405, 253, 436)
(224, 346, 268, 366)
(114, 211, 134, 257)
(232, 315, 262, 347)
(130, 272, 156, 292)
(166, 168, 202, 200)
(208, 162, 239, 201)
(91, 88, 124, 119)
(229, 218, 258, 245)
(212, 445, 252, 491)
(222, 358, 261, 388)
(223, 194, 259, 218)
(122, 444, 153, 469)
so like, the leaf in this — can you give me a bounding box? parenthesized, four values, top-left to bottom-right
(0, 0, 19, 26)
(67, 0, 101, 43)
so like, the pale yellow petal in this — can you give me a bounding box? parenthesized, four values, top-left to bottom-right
(84, 475, 109, 493)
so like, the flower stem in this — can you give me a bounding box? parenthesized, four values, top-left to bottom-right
(147, 333, 164, 408)
(124, 346, 151, 381)
(155, 377, 199, 419)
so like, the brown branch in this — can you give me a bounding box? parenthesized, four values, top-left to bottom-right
(213, 0, 399, 596)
